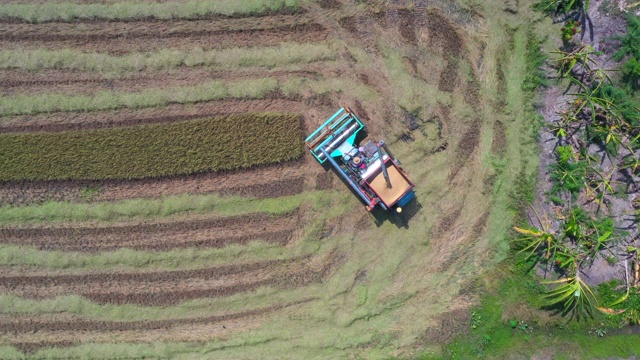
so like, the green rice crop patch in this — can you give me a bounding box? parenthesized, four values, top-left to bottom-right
(0, 112, 302, 181)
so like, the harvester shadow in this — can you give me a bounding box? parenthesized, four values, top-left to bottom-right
(371, 199, 422, 229)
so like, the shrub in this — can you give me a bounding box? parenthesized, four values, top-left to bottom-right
(549, 145, 587, 195)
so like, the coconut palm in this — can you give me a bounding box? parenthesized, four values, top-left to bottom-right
(584, 166, 616, 213)
(544, 268, 598, 319)
(513, 205, 560, 260)
(551, 45, 600, 79)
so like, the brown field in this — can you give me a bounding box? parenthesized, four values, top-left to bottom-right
(0, 0, 536, 357)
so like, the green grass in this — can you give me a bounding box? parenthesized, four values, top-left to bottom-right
(0, 285, 321, 322)
(440, 256, 640, 359)
(0, 209, 335, 270)
(0, 43, 336, 74)
(0, 192, 325, 225)
(0, 240, 288, 270)
(0, 77, 379, 117)
(0, 1, 604, 359)
(0, 78, 278, 116)
(0, 113, 302, 180)
(0, 0, 308, 22)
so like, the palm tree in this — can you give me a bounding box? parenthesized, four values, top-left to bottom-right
(551, 45, 600, 79)
(544, 267, 598, 320)
(514, 205, 560, 261)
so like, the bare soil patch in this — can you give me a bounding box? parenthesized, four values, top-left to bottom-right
(398, 9, 417, 45)
(418, 307, 470, 346)
(315, 171, 334, 190)
(430, 204, 463, 239)
(318, 0, 341, 10)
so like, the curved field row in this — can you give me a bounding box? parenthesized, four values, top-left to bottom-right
(0, 253, 334, 306)
(0, 210, 300, 252)
(0, 23, 327, 54)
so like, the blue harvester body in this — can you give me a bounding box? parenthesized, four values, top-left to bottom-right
(305, 107, 416, 212)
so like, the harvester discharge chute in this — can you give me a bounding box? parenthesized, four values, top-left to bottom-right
(305, 107, 416, 212)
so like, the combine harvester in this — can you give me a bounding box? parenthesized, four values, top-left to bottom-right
(306, 107, 415, 213)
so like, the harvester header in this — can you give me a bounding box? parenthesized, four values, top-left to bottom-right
(305, 107, 416, 212)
